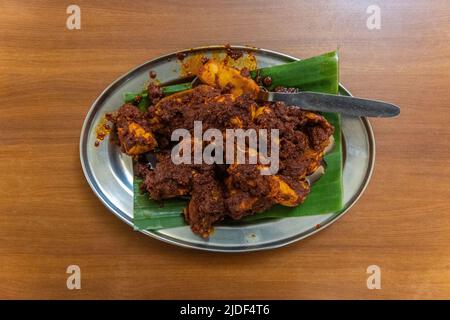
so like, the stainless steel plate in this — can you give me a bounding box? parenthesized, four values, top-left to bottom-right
(80, 46, 375, 252)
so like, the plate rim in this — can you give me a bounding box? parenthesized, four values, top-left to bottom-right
(80, 45, 376, 252)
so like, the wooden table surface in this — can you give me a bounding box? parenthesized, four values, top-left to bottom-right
(1, 0, 449, 299)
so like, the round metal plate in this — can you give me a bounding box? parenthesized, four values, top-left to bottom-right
(80, 46, 375, 252)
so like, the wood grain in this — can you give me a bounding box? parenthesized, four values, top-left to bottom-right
(1, 0, 449, 299)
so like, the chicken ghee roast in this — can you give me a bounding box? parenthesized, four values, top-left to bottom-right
(109, 60, 334, 238)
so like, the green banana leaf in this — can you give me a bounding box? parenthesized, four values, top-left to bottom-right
(133, 178, 186, 230)
(124, 82, 194, 112)
(250, 50, 339, 93)
(133, 50, 342, 230)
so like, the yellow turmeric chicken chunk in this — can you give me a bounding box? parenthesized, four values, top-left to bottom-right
(197, 60, 260, 98)
(115, 104, 157, 156)
(225, 163, 310, 218)
(268, 175, 309, 207)
(119, 122, 157, 155)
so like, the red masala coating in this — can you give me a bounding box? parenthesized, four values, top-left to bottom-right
(112, 83, 334, 238)
(114, 104, 157, 155)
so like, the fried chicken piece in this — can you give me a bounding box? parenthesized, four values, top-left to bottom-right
(151, 85, 254, 137)
(225, 187, 274, 220)
(197, 60, 260, 98)
(251, 102, 334, 180)
(226, 164, 272, 196)
(184, 172, 226, 238)
(279, 151, 322, 180)
(150, 85, 221, 135)
(302, 111, 334, 151)
(138, 152, 195, 200)
(224, 164, 272, 219)
(115, 104, 157, 155)
(267, 175, 310, 207)
(225, 164, 310, 218)
(152, 85, 221, 118)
